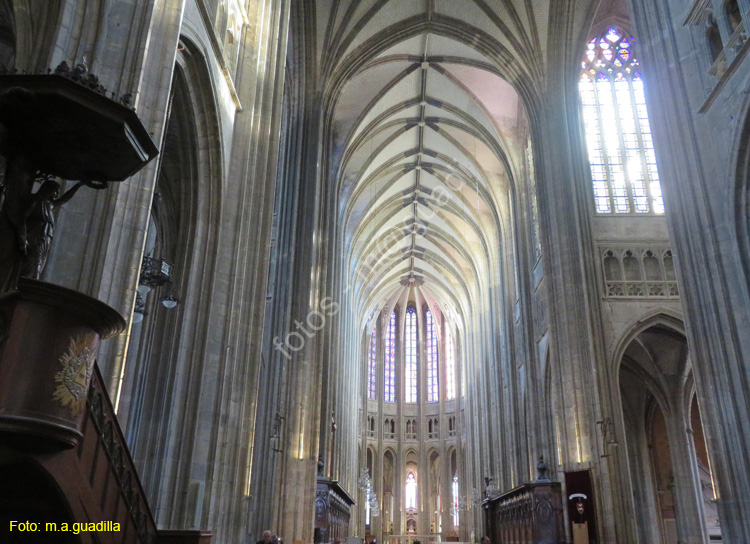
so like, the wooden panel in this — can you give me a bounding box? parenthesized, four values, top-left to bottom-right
(572, 522, 589, 544)
(483, 482, 563, 544)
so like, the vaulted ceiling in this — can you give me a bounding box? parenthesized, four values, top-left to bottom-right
(313, 0, 597, 329)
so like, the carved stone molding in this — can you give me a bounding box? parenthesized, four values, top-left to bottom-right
(684, 0, 713, 26)
(599, 245, 679, 299)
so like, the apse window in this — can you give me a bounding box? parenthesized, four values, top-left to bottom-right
(405, 308, 418, 403)
(426, 309, 439, 402)
(580, 27, 664, 215)
(384, 311, 396, 402)
(368, 325, 377, 400)
(406, 472, 417, 508)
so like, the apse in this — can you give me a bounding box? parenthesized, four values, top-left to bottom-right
(327, 22, 531, 541)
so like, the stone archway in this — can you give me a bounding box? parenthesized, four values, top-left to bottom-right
(0, 460, 80, 544)
(617, 322, 720, 543)
(427, 450, 441, 535)
(114, 35, 225, 529)
(735, 95, 750, 292)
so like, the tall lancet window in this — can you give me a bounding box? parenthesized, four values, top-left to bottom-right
(580, 26, 664, 215)
(368, 325, 377, 400)
(446, 329, 456, 401)
(384, 311, 396, 402)
(426, 309, 439, 402)
(405, 307, 418, 403)
(406, 472, 417, 508)
(452, 474, 459, 527)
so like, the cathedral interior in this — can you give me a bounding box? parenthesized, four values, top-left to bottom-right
(1, 0, 750, 543)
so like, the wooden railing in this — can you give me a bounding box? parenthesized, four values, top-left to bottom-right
(18, 364, 212, 544)
(83, 364, 160, 543)
(87, 365, 213, 544)
(484, 481, 563, 544)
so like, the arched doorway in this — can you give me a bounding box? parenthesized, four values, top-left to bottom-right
(617, 322, 720, 543)
(383, 449, 396, 536)
(0, 460, 79, 544)
(114, 36, 223, 523)
(427, 450, 441, 534)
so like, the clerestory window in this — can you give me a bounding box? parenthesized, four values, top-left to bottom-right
(405, 308, 418, 403)
(368, 325, 377, 400)
(426, 309, 439, 402)
(446, 328, 456, 401)
(580, 27, 664, 215)
(384, 311, 396, 402)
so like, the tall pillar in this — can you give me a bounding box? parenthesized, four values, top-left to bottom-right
(531, 3, 624, 541)
(441, 447, 452, 539)
(664, 409, 707, 543)
(627, 0, 750, 540)
(374, 444, 383, 542)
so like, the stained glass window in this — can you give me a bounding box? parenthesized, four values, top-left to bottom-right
(368, 325, 377, 400)
(426, 309, 439, 402)
(446, 329, 456, 401)
(580, 27, 664, 215)
(384, 311, 396, 402)
(405, 308, 418, 403)
(406, 472, 417, 508)
(527, 138, 542, 260)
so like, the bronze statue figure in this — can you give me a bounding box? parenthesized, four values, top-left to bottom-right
(0, 65, 157, 292)
(0, 171, 84, 289)
(19, 175, 84, 279)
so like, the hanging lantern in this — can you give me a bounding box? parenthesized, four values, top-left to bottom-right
(358, 468, 371, 490)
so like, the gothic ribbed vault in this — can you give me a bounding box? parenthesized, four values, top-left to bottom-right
(323, 1, 539, 334)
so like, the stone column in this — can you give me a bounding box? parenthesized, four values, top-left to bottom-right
(373, 443, 383, 542)
(628, 0, 750, 540)
(440, 447, 452, 540)
(663, 407, 707, 543)
(374, 312, 386, 544)
(531, 3, 622, 540)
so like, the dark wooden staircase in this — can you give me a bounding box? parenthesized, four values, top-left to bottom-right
(0, 365, 210, 544)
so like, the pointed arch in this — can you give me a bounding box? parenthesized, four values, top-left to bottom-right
(734, 93, 750, 291)
(404, 306, 418, 403)
(579, 25, 664, 215)
(384, 309, 397, 402)
(610, 309, 686, 375)
(425, 307, 439, 402)
(120, 36, 224, 507)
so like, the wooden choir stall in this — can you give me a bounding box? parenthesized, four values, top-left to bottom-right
(483, 458, 564, 544)
(315, 473, 355, 544)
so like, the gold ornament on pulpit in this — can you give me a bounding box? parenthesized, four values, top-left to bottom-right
(53, 334, 96, 415)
